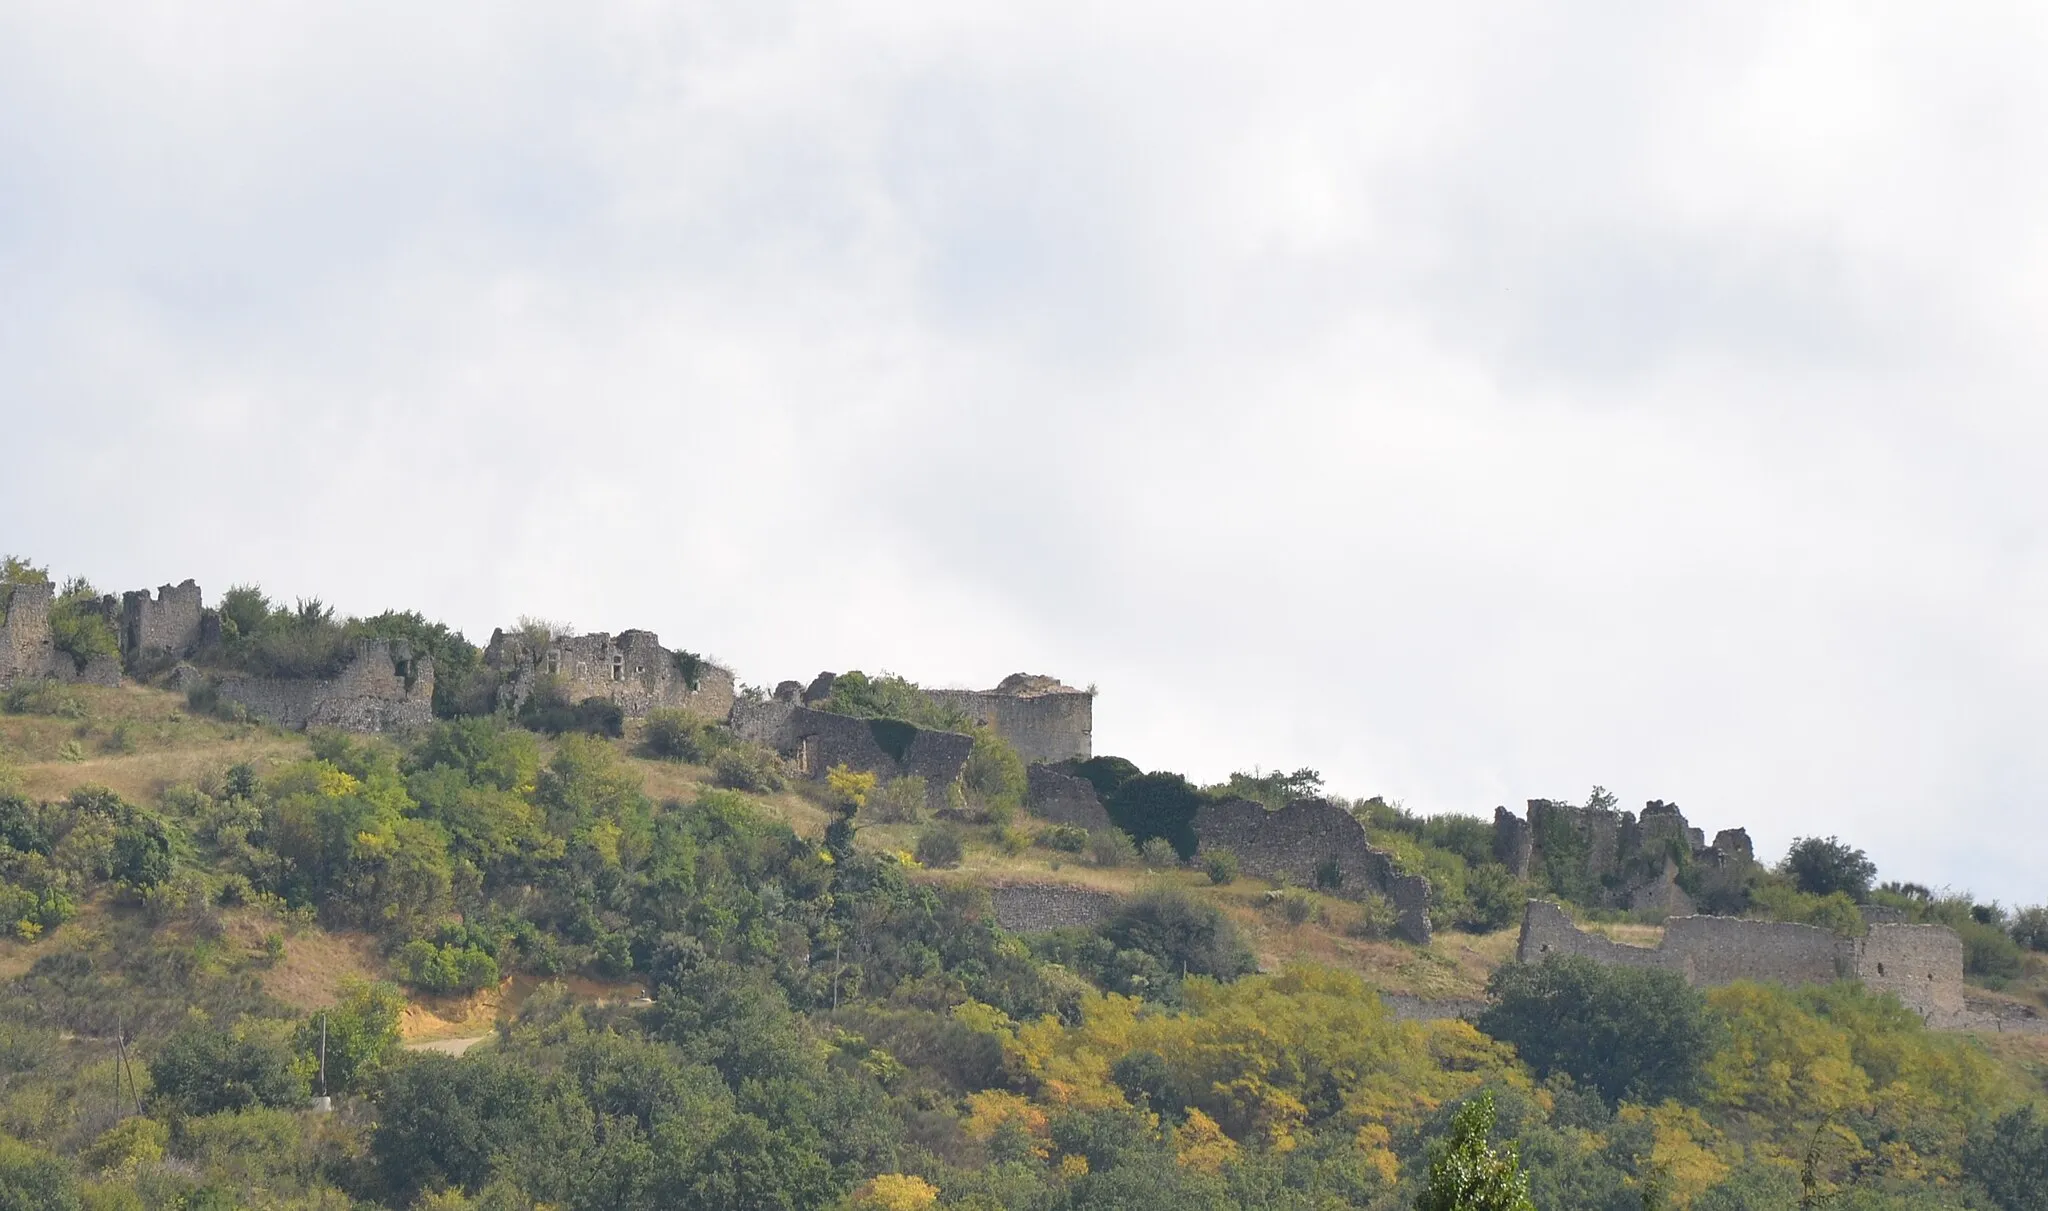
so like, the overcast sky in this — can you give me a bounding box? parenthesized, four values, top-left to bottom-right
(4, 3, 2045, 901)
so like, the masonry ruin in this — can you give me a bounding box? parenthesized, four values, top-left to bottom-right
(987, 883, 1121, 932)
(731, 683, 973, 810)
(215, 639, 436, 733)
(1193, 797, 1434, 944)
(1493, 797, 1755, 917)
(484, 627, 735, 722)
(928, 674, 1094, 764)
(1516, 900, 1967, 1024)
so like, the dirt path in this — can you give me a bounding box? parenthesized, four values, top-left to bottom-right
(404, 1034, 492, 1056)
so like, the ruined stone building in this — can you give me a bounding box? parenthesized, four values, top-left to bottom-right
(215, 639, 435, 733)
(928, 674, 1093, 764)
(730, 683, 973, 810)
(1, 579, 208, 688)
(1517, 900, 1966, 1024)
(1493, 798, 1754, 917)
(484, 627, 735, 721)
(1193, 797, 1434, 944)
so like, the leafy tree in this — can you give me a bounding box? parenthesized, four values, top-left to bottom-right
(913, 827, 964, 869)
(148, 1022, 307, 1117)
(297, 978, 404, 1095)
(2010, 905, 2048, 953)
(1416, 1091, 1535, 1211)
(0, 1133, 78, 1211)
(1967, 1104, 2048, 1211)
(1104, 771, 1206, 859)
(1479, 955, 1720, 1107)
(48, 578, 118, 670)
(1458, 863, 1523, 934)
(1781, 836, 1877, 902)
(1099, 889, 1255, 981)
(373, 1053, 543, 1201)
(1068, 755, 1142, 798)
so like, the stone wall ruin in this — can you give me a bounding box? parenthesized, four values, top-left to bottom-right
(987, 883, 1121, 932)
(1193, 797, 1433, 944)
(1495, 798, 1755, 916)
(216, 639, 435, 733)
(1515, 900, 1966, 1024)
(485, 627, 735, 722)
(730, 687, 972, 810)
(929, 674, 1093, 764)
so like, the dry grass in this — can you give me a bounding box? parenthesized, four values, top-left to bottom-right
(247, 920, 385, 1013)
(1, 683, 309, 804)
(1582, 920, 1666, 949)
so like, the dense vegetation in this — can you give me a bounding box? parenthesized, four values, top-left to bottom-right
(7, 562, 2048, 1209)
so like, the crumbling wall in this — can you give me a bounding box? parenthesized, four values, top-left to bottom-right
(988, 884, 1120, 932)
(1856, 925, 1966, 1023)
(485, 627, 735, 721)
(1493, 806, 1533, 878)
(1515, 901, 1966, 1022)
(735, 701, 972, 810)
(0, 582, 56, 683)
(217, 640, 434, 733)
(929, 674, 1093, 763)
(0, 582, 120, 687)
(1193, 797, 1431, 943)
(121, 581, 203, 661)
(1502, 799, 1755, 914)
(1516, 901, 1667, 970)
(1660, 915, 1846, 987)
(1024, 765, 1113, 831)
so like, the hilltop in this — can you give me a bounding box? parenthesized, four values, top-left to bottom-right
(6, 559, 2048, 1209)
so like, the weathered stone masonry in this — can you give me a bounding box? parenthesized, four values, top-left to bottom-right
(122, 581, 203, 661)
(731, 689, 973, 811)
(987, 883, 1120, 932)
(1193, 797, 1433, 944)
(0, 581, 121, 687)
(1516, 900, 1965, 1023)
(485, 628, 736, 722)
(929, 674, 1093, 764)
(217, 639, 436, 733)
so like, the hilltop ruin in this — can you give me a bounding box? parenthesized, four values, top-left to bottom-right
(1517, 900, 1967, 1024)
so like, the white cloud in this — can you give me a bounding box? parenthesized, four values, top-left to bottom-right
(5, 0, 2047, 900)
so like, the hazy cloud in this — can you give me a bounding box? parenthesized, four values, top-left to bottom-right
(5, 1, 2048, 900)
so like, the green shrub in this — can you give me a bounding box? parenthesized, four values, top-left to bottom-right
(1479, 953, 1722, 1106)
(1751, 883, 1864, 934)
(642, 708, 722, 762)
(914, 827, 965, 869)
(1100, 888, 1256, 980)
(1960, 918, 2024, 982)
(1202, 849, 1239, 885)
(517, 683, 624, 738)
(1343, 893, 1400, 940)
(49, 578, 118, 672)
(1458, 863, 1524, 933)
(1273, 888, 1318, 925)
(2011, 905, 2048, 953)
(1088, 828, 1138, 869)
(1780, 835, 1877, 901)
(1139, 837, 1180, 870)
(964, 728, 1027, 815)
(148, 1022, 307, 1116)
(711, 746, 786, 793)
(1039, 824, 1089, 853)
(3, 679, 85, 718)
(869, 775, 928, 824)
(396, 939, 500, 996)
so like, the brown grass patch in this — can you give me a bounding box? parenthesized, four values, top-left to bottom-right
(248, 920, 384, 1013)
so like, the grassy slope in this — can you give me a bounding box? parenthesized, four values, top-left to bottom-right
(38, 684, 2043, 1037)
